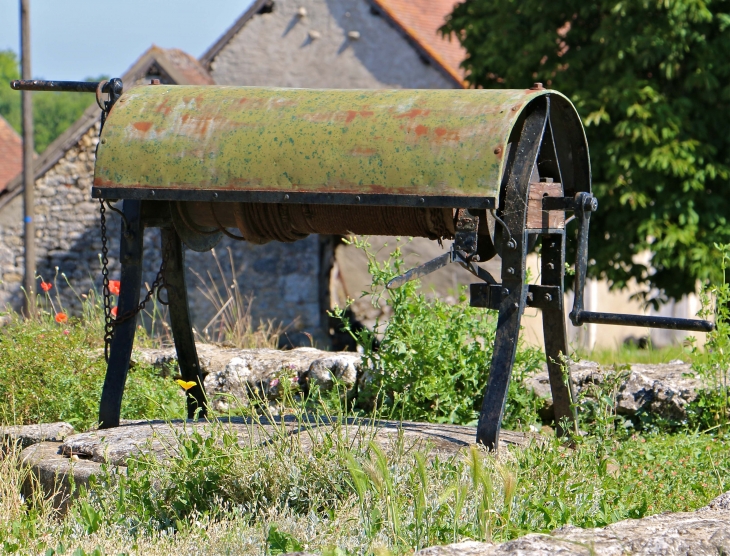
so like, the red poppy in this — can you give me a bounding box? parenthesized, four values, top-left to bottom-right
(55, 313, 68, 324)
(40, 281, 52, 292)
(109, 280, 121, 296)
(111, 306, 118, 318)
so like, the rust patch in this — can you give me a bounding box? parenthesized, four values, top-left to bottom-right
(432, 127, 460, 143)
(155, 98, 173, 116)
(394, 108, 430, 119)
(132, 121, 153, 132)
(415, 125, 428, 137)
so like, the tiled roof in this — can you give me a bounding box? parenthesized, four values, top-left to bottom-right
(370, 0, 467, 86)
(152, 47, 215, 85)
(0, 116, 22, 193)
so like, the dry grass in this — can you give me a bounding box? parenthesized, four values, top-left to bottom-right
(190, 247, 288, 349)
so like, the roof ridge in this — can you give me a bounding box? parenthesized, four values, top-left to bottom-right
(199, 0, 271, 68)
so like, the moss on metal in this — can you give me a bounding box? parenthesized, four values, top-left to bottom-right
(94, 85, 560, 198)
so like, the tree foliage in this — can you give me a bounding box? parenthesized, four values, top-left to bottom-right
(443, 0, 730, 301)
(0, 49, 94, 153)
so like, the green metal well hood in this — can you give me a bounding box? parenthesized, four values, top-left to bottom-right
(92, 85, 588, 206)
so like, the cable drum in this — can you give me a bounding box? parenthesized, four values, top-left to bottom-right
(183, 202, 457, 244)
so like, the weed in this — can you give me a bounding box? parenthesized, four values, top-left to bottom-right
(0, 309, 183, 429)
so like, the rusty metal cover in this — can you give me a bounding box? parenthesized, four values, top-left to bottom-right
(94, 86, 576, 199)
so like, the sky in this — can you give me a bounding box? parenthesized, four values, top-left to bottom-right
(0, 0, 255, 80)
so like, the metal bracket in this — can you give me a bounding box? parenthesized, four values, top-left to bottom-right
(454, 208, 479, 256)
(470, 283, 562, 311)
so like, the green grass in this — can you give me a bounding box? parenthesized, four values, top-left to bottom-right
(576, 343, 694, 366)
(0, 310, 183, 430)
(0, 412, 726, 555)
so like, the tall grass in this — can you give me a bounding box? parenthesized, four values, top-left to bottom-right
(190, 247, 287, 349)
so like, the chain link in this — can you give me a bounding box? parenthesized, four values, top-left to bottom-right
(100, 199, 114, 362)
(99, 198, 171, 362)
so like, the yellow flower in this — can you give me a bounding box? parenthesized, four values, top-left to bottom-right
(175, 379, 197, 391)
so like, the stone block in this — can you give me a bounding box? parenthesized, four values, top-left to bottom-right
(2, 422, 75, 449)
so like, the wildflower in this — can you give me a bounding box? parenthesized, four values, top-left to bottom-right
(55, 313, 68, 324)
(40, 281, 52, 292)
(109, 280, 121, 296)
(111, 306, 118, 318)
(269, 378, 280, 388)
(176, 379, 197, 391)
(63, 329, 70, 336)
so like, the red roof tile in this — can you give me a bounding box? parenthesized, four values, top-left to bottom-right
(370, 0, 467, 86)
(0, 116, 22, 193)
(154, 47, 215, 85)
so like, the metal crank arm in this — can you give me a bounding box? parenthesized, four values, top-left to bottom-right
(387, 208, 496, 289)
(454, 251, 498, 284)
(386, 249, 497, 290)
(386, 251, 452, 289)
(569, 192, 714, 333)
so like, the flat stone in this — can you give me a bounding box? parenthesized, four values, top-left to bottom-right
(19, 441, 104, 512)
(1, 422, 75, 449)
(59, 417, 534, 467)
(526, 360, 706, 422)
(416, 492, 730, 555)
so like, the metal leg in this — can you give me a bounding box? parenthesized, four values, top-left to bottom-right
(162, 227, 207, 419)
(540, 233, 577, 437)
(99, 200, 144, 429)
(476, 257, 529, 450)
(476, 97, 549, 450)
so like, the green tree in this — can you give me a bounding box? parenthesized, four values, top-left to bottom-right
(0, 49, 21, 131)
(0, 49, 94, 153)
(443, 0, 730, 302)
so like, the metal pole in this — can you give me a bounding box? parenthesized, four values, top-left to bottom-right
(20, 0, 35, 313)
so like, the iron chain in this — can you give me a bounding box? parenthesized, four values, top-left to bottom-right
(99, 198, 171, 362)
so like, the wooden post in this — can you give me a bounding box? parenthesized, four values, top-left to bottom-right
(20, 0, 36, 313)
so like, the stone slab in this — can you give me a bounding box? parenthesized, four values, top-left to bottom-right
(416, 492, 730, 555)
(527, 360, 708, 421)
(1, 422, 74, 449)
(60, 417, 533, 467)
(20, 418, 533, 508)
(20, 441, 104, 512)
(132, 345, 363, 411)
